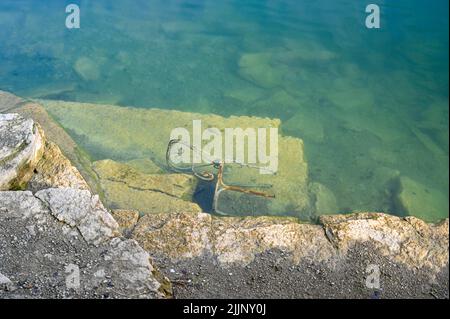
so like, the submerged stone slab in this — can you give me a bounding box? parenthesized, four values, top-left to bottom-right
(39, 99, 280, 163)
(125, 158, 164, 174)
(99, 178, 202, 215)
(396, 176, 449, 222)
(74, 56, 101, 81)
(238, 52, 288, 88)
(224, 86, 266, 104)
(310, 182, 338, 215)
(39, 99, 311, 219)
(0, 113, 44, 190)
(93, 159, 197, 199)
(283, 110, 325, 143)
(0, 90, 24, 113)
(92, 159, 202, 215)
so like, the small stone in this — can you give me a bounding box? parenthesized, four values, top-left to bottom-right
(94, 269, 106, 278)
(0, 273, 14, 291)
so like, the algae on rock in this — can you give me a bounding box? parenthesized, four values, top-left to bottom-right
(8, 101, 103, 196)
(110, 209, 140, 237)
(92, 159, 201, 215)
(74, 56, 102, 81)
(28, 140, 90, 192)
(396, 176, 449, 222)
(39, 99, 312, 219)
(238, 52, 288, 89)
(0, 113, 44, 190)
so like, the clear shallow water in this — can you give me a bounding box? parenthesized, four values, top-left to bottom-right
(0, 0, 448, 221)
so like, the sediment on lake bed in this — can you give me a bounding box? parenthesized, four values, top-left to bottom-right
(1, 91, 449, 299)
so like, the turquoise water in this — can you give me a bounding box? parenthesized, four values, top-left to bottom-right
(0, 0, 448, 220)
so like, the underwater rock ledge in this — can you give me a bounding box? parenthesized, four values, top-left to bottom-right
(0, 93, 449, 298)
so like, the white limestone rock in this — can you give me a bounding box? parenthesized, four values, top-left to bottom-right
(0, 114, 44, 190)
(35, 188, 120, 246)
(0, 190, 170, 299)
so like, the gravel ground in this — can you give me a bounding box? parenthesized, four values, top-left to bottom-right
(153, 243, 449, 299)
(0, 212, 112, 299)
(1, 196, 448, 299)
(2, 211, 448, 299)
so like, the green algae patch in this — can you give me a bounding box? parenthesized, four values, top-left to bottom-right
(12, 102, 105, 199)
(125, 158, 164, 174)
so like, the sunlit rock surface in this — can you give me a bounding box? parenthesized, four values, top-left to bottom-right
(4, 100, 103, 196)
(28, 140, 90, 192)
(110, 209, 140, 237)
(132, 211, 449, 275)
(130, 210, 448, 297)
(320, 213, 449, 273)
(0, 113, 44, 190)
(35, 188, 120, 246)
(0, 111, 171, 299)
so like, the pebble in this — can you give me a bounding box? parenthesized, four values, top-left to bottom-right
(0, 272, 15, 291)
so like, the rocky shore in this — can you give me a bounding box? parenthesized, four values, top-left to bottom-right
(0, 91, 449, 299)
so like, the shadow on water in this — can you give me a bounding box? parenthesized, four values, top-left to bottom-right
(192, 180, 216, 214)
